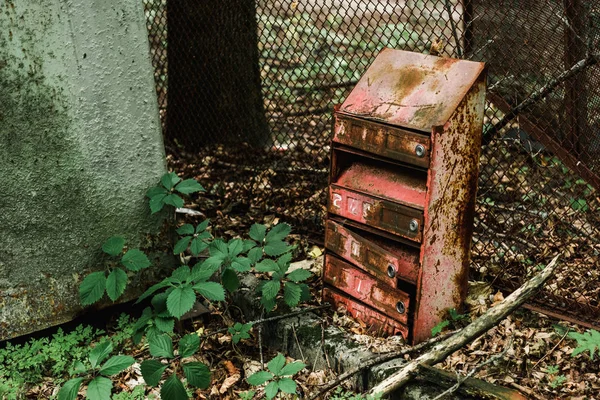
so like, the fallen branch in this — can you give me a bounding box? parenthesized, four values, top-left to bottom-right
(369, 254, 561, 396)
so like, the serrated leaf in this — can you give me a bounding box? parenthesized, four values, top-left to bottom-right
(106, 268, 128, 301)
(58, 378, 83, 400)
(149, 194, 167, 214)
(261, 295, 276, 312)
(99, 355, 135, 376)
(277, 377, 297, 394)
(154, 317, 175, 333)
(248, 247, 263, 263)
(247, 370, 274, 386)
(79, 271, 107, 306)
(136, 279, 171, 304)
(89, 341, 113, 369)
(161, 172, 180, 190)
(283, 282, 302, 307)
(196, 219, 210, 232)
(70, 360, 87, 375)
(249, 224, 267, 242)
(276, 253, 293, 272)
(193, 281, 225, 301)
(279, 361, 305, 377)
(286, 268, 312, 283)
(431, 320, 450, 337)
(255, 259, 278, 273)
(243, 239, 257, 252)
(178, 334, 200, 358)
(121, 249, 151, 271)
(265, 380, 279, 399)
(264, 240, 289, 257)
(299, 283, 311, 302)
(190, 261, 219, 282)
(175, 178, 204, 194)
(140, 359, 167, 387)
(190, 237, 208, 256)
(228, 239, 244, 257)
(231, 257, 252, 272)
(171, 265, 191, 283)
(102, 236, 125, 256)
(161, 375, 188, 400)
(149, 334, 174, 358)
(266, 223, 291, 242)
(167, 285, 196, 319)
(569, 329, 600, 359)
(173, 236, 192, 255)
(183, 362, 211, 388)
(163, 193, 184, 208)
(86, 377, 112, 400)
(152, 292, 169, 313)
(262, 280, 280, 301)
(177, 224, 195, 235)
(209, 239, 229, 257)
(146, 185, 168, 199)
(267, 353, 286, 375)
(222, 268, 239, 293)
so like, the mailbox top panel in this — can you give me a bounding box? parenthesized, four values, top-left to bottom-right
(339, 48, 486, 132)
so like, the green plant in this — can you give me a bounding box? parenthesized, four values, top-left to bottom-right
(544, 366, 566, 389)
(173, 220, 212, 256)
(79, 236, 151, 305)
(431, 308, 469, 337)
(58, 341, 135, 400)
(238, 390, 256, 400)
(228, 322, 253, 344)
(112, 385, 147, 400)
(246, 353, 305, 399)
(568, 329, 600, 359)
(140, 334, 210, 400)
(146, 172, 204, 214)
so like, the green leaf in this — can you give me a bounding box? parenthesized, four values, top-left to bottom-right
(183, 362, 211, 388)
(190, 237, 209, 256)
(222, 268, 239, 293)
(191, 261, 219, 282)
(255, 259, 278, 273)
(202, 256, 225, 271)
(283, 282, 302, 307)
(231, 257, 252, 272)
(243, 239, 257, 252)
(152, 292, 169, 314)
(249, 224, 267, 242)
(136, 279, 171, 304)
(261, 295, 276, 312)
(163, 193, 184, 208)
(265, 380, 280, 400)
(167, 285, 196, 319)
(161, 172, 181, 190)
(248, 247, 263, 263)
(149, 194, 167, 214)
(175, 179, 204, 194)
(171, 265, 191, 283)
(264, 240, 289, 257)
(279, 361, 305, 377)
(228, 239, 244, 257)
(106, 268, 128, 301)
(161, 375, 188, 400)
(140, 359, 167, 387)
(146, 185, 168, 199)
(277, 377, 297, 394)
(266, 223, 291, 242)
(173, 236, 192, 254)
(70, 360, 87, 375)
(196, 219, 210, 232)
(121, 249, 151, 271)
(79, 271, 107, 306)
(209, 240, 229, 258)
(58, 378, 83, 400)
(267, 353, 286, 375)
(247, 370, 274, 386)
(431, 320, 450, 337)
(262, 280, 280, 301)
(89, 341, 113, 369)
(154, 317, 175, 333)
(569, 329, 600, 359)
(286, 268, 312, 283)
(299, 283, 311, 302)
(99, 355, 135, 376)
(178, 334, 200, 358)
(149, 334, 174, 358)
(102, 236, 125, 256)
(177, 224, 195, 235)
(86, 376, 112, 400)
(193, 281, 225, 301)
(276, 253, 293, 273)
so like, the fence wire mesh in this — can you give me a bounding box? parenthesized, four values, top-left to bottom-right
(143, 0, 600, 328)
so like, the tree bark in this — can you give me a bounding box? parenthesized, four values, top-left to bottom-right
(167, 0, 269, 150)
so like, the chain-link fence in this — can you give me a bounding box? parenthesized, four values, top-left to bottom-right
(142, 0, 599, 328)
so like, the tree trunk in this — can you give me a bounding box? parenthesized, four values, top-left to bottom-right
(167, 0, 269, 150)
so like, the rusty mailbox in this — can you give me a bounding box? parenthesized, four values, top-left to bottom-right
(323, 49, 486, 343)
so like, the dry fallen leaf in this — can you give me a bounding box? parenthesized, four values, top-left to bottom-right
(220, 374, 241, 394)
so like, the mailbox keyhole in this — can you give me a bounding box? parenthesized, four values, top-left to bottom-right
(409, 219, 419, 232)
(415, 144, 425, 157)
(387, 264, 396, 278)
(396, 301, 406, 314)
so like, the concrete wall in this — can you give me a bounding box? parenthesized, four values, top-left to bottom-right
(0, 0, 168, 340)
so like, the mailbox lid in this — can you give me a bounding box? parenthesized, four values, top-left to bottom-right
(339, 48, 486, 132)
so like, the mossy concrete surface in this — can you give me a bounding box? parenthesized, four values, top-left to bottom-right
(0, 0, 167, 340)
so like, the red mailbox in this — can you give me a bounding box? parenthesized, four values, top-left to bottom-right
(324, 49, 486, 343)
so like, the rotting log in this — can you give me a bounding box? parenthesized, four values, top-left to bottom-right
(369, 254, 561, 396)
